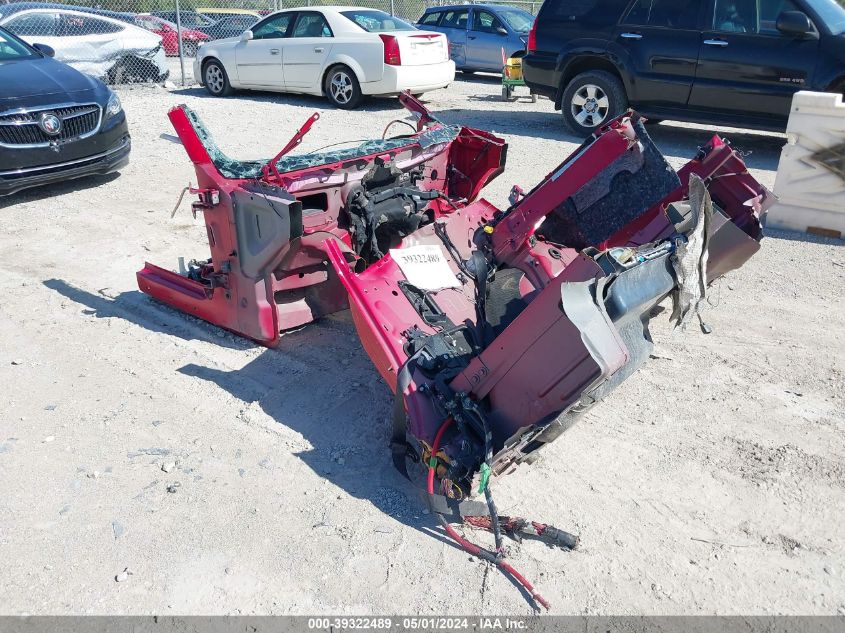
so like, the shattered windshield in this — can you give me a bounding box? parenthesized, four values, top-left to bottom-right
(182, 107, 459, 180)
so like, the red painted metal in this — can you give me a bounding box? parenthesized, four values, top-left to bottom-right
(326, 113, 771, 466)
(137, 95, 506, 345)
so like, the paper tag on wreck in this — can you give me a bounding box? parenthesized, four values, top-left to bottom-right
(390, 244, 460, 291)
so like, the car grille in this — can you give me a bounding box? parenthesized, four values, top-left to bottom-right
(0, 104, 102, 147)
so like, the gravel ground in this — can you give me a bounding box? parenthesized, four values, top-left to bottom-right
(1, 74, 843, 616)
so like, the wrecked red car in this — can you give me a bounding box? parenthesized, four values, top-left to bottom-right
(138, 94, 504, 343)
(138, 95, 770, 608)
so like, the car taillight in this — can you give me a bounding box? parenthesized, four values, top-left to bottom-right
(379, 34, 401, 66)
(527, 19, 537, 53)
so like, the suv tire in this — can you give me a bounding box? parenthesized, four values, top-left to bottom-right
(561, 70, 626, 135)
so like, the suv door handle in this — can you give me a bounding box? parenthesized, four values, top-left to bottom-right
(703, 39, 729, 47)
(270, 48, 280, 55)
(468, 35, 477, 39)
(314, 46, 324, 53)
(620, 32, 643, 40)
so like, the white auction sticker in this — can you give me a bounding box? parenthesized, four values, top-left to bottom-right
(390, 244, 461, 292)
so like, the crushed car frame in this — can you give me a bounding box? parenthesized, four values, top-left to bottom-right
(138, 95, 771, 609)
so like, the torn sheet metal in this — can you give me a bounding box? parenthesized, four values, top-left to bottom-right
(670, 174, 712, 330)
(326, 112, 770, 482)
(137, 93, 506, 345)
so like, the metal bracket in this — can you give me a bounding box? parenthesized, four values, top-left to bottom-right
(262, 112, 320, 181)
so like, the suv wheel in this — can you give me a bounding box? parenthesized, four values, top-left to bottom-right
(561, 70, 626, 135)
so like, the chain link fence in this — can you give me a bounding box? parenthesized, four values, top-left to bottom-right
(0, 0, 537, 85)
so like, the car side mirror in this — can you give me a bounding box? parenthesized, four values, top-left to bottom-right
(496, 26, 508, 35)
(776, 10, 814, 36)
(241, 29, 253, 41)
(33, 43, 55, 57)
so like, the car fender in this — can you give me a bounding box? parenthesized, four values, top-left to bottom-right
(197, 44, 238, 86)
(326, 44, 383, 85)
(555, 42, 635, 107)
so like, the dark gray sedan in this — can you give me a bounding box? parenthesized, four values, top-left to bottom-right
(0, 25, 130, 196)
(416, 3, 533, 73)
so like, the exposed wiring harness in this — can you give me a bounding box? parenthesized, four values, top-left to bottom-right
(428, 417, 551, 612)
(382, 119, 419, 139)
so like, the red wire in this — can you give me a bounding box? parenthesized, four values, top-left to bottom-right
(427, 417, 550, 611)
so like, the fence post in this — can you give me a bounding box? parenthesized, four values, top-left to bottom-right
(174, 0, 186, 86)
(390, 0, 395, 15)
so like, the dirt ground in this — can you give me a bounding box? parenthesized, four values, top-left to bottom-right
(1, 73, 843, 616)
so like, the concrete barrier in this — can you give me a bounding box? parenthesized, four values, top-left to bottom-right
(767, 91, 845, 239)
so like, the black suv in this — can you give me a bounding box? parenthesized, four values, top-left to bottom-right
(523, 0, 845, 133)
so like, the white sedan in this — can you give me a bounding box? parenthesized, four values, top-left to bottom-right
(0, 8, 168, 84)
(193, 7, 455, 109)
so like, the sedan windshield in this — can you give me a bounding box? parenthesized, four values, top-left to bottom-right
(0, 27, 36, 61)
(808, 0, 845, 33)
(497, 8, 535, 32)
(341, 9, 415, 31)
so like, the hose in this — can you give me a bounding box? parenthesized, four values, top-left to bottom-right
(427, 417, 550, 611)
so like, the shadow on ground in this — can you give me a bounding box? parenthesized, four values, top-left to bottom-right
(169, 86, 406, 113)
(0, 172, 121, 210)
(43, 275, 539, 606)
(44, 278, 253, 351)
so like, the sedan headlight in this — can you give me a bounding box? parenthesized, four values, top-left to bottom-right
(106, 91, 122, 117)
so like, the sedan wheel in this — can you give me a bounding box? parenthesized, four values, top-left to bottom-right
(203, 60, 232, 97)
(325, 66, 362, 109)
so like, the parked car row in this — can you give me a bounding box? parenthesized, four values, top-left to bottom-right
(4, 0, 844, 200)
(0, 2, 263, 81)
(0, 3, 169, 83)
(0, 24, 130, 196)
(195, 7, 455, 109)
(522, 0, 845, 133)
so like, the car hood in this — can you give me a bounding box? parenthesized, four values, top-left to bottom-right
(0, 56, 102, 107)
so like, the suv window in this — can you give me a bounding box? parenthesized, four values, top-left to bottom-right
(623, 0, 701, 28)
(497, 8, 534, 32)
(472, 10, 505, 31)
(419, 11, 442, 25)
(758, 0, 804, 32)
(6, 12, 58, 36)
(712, 0, 756, 31)
(291, 12, 332, 37)
(252, 13, 292, 39)
(440, 9, 469, 29)
(544, 0, 629, 27)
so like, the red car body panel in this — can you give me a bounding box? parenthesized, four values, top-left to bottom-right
(138, 95, 506, 346)
(139, 96, 769, 486)
(137, 101, 772, 608)
(325, 114, 769, 477)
